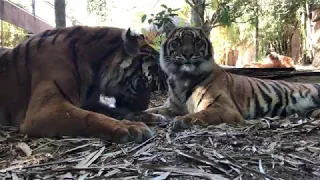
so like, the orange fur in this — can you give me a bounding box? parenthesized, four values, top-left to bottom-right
(0, 26, 153, 143)
(144, 27, 320, 131)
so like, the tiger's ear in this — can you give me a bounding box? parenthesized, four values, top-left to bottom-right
(122, 28, 145, 56)
(122, 28, 144, 42)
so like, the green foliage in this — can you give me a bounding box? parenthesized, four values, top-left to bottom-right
(141, 4, 180, 29)
(0, 21, 28, 48)
(210, 0, 311, 61)
(202, 0, 255, 27)
(140, 28, 166, 53)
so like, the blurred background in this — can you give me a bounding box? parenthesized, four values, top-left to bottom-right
(1, 0, 320, 68)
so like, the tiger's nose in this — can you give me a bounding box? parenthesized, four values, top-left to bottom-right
(182, 52, 194, 59)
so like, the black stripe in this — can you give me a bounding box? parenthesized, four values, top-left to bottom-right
(68, 38, 82, 101)
(256, 82, 272, 117)
(72, 69, 81, 92)
(270, 82, 283, 117)
(312, 84, 320, 104)
(172, 86, 182, 103)
(169, 80, 182, 109)
(289, 89, 297, 104)
(25, 36, 36, 67)
(278, 81, 291, 89)
(256, 78, 272, 93)
(272, 81, 290, 117)
(196, 77, 213, 108)
(52, 29, 64, 44)
(37, 30, 50, 49)
(37, 29, 59, 49)
(247, 78, 256, 118)
(249, 79, 264, 118)
(84, 28, 107, 45)
(279, 81, 297, 105)
(300, 85, 310, 98)
(64, 26, 82, 41)
(281, 88, 289, 117)
(54, 80, 74, 105)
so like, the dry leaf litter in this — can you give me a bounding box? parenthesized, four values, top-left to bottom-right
(0, 91, 320, 180)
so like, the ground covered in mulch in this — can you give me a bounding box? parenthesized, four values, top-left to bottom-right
(0, 92, 320, 180)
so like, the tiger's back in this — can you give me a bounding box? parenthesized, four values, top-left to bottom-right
(225, 72, 320, 119)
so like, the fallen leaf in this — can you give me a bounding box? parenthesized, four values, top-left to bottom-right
(76, 146, 105, 168)
(307, 146, 320, 154)
(152, 171, 171, 180)
(16, 142, 32, 157)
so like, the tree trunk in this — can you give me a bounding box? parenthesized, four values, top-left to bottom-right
(54, 0, 66, 28)
(254, 2, 259, 61)
(190, 0, 205, 27)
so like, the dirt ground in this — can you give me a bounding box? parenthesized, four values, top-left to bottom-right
(0, 91, 320, 180)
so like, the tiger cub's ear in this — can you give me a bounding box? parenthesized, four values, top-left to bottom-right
(122, 28, 146, 56)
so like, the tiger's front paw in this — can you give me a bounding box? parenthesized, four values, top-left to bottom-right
(111, 120, 154, 144)
(171, 115, 207, 131)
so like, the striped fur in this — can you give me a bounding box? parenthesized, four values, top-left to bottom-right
(145, 27, 320, 130)
(0, 26, 153, 143)
(82, 43, 161, 120)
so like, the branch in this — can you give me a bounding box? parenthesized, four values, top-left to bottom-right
(212, 23, 223, 28)
(209, 8, 221, 25)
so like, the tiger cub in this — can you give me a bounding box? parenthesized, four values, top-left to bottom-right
(145, 27, 320, 130)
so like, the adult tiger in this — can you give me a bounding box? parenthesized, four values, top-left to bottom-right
(0, 25, 154, 143)
(145, 27, 320, 130)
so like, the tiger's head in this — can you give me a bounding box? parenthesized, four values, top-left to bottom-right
(160, 27, 214, 77)
(98, 29, 158, 110)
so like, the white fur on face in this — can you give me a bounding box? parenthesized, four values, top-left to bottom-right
(160, 47, 214, 76)
(198, 59, 214, 73)
(159, 43, 168, 74)
(180, 64, 196, 72)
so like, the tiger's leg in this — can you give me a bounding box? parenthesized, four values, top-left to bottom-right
(305, 108, 320, 118)
(21, 103, 153, 143)
(20, 85, 153, 144)
(126, 96, 186, 125)
(172, 106, 244, 130)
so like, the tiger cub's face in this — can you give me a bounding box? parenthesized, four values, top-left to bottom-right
(160, 27, 214, 77)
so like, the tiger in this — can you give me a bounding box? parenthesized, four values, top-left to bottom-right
(0, 25, 156, 143)
(144, 26, 320, 130)
(243, 51, 294, 68)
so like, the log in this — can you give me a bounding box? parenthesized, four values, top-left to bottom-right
(222, 67, 320, 84)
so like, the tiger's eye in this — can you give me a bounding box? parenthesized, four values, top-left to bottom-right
(171, 38, 181, 48)
(194, 37, 202, 46)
